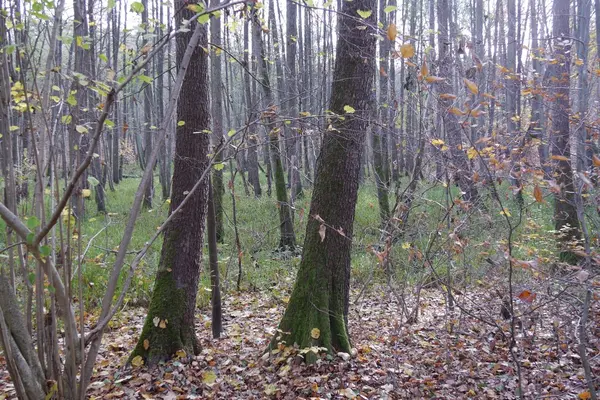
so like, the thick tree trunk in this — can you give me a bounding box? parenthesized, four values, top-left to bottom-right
(549, 0, 582, 261)
(271, 0, 376, 359)
(130, 9, 210, 365)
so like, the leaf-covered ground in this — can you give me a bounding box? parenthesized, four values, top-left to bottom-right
(1, 284, 599, 399)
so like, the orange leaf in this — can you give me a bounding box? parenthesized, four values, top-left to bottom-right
(420, 59, 428, 77)
(439, 93, 457, 100)
(400, 43, 415, 58)
(387, 24, 397, 41)
(533, 185, 543, 203)
(518, 290, 536, 304)
(592, 154, 600, 167)
(550, 155, 569, 161)
(579, 391, 592, 399)
(425, 75, 445, 83)
(463, 78, 479, 94)
(448, 107, 465, 116)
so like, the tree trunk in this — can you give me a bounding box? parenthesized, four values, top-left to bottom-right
(271, 0, 376, 359)
(549, 0, 582, 261)
(142, 0, 154, 209)
(130, 8, 210, 365)
(252, 9, 296, 251)
(210, 0, 225, 241)
(437, 0, 479, 203)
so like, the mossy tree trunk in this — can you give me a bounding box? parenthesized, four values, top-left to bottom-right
(130, 7, 210, 366)
(270, 0, 376, 359)
(549, 0, 581, 261)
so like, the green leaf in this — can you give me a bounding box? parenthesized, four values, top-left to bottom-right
(138, 74, 153, 84)
(107, 0, 116, 9)
(213, 163, 225, 171)
(130, 1, 144, 14)
(76, 125, 88, 134)
(197, 13, 210, 24)
(61, 115, 72, 125)
(105, 118, 115, 129)
(343, 105, 356, 114)
(39, 245, 51, 257)
(177, 120, 185, 126)
(227, 129, 236, 137)
(9, 126, 19, 131)
(26, 216, 40, 230)
(26, 233, 35, 244)
(87, 176, 100, 186)
(28, 272, 36, 285)
(99, 53, 108, 63)
(384, 5, 397, 13)
(357, 9, 372, 19)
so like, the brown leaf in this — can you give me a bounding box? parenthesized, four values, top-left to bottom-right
(533, 185, 543, 203)
(550, 154, 569, 161)
(518, 290, 536, 304)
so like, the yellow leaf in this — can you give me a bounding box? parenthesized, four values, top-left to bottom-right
(143, 339, 150, 350)
(82, 189, 92, 198)
(500, 208, 511, 217)
(401, 242, 410, 249)
(131, 355, 144, 368)
(466, 147, 477, 160)
(175, 349, 187, 358)
(431, 139, 445, 146)
(386, 24, 397, 41)
(202, 370, 217, 385)
(550, 155, 569, 161)
(463, 78, 479, 94)
(400, 43, 415, 58)
(311, 328, 321, 339)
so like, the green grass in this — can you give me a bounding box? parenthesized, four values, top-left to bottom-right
(0, 165, 591, 314)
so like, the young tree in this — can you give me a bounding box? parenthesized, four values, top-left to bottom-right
(130, 4, 211, 364)
(549, 0, 581, 260)
(210, 0, 225, 240)
(270, 0, 376, 358)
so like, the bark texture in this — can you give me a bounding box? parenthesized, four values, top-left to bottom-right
(271, 0, 376, 359)
(549, 0, 581, 261)
(130, 8, 210, 365)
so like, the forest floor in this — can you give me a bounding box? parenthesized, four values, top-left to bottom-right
(3, 283, 597, 399)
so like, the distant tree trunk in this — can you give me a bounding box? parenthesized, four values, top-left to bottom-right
(437, 0, 479, 203)
(130, 8, 210, 365)
(529, 0, 548, 176)
(575, 0, 590, 172)
(206, 177, 222, 338)
(271, 0, 376, 359)
(111, 2, 120, 185)
(549, 0, 582, 261)
(210, 0, 225, 241)
(373, 0, 390, 224)
(157, 0, 171, 200)
(252, 10, 296, 251)
(142, 0, 153, 209)
(286, 0, 303, 199)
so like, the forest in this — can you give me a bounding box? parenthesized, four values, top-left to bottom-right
(0, 0, 599, 398)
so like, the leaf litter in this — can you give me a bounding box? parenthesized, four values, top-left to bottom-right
(0, 281, 598, 399)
